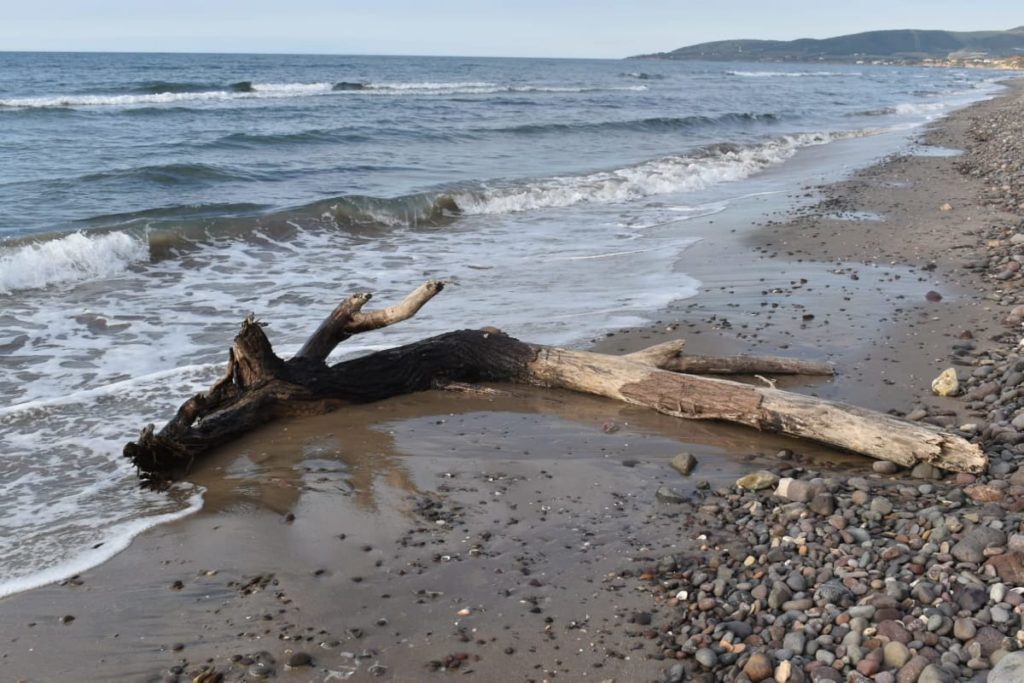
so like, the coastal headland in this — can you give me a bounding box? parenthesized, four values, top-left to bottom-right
(2, 81, 1024, 683)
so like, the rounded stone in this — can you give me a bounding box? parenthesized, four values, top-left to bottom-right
(742, 652, 773, 682)
(287, 652, 313, 667)
(695, 647, 717, 669)
(917, 663, 956, 683)
(953, 618, 977, 641)
(883, 641, 911, 669)
(990, 650, 1024, 682)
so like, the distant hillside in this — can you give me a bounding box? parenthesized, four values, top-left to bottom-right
(634, 27, 1024, 63)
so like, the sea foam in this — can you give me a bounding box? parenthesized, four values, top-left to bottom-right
(452, 132, 853, 216)
(0, 231, 149, 294)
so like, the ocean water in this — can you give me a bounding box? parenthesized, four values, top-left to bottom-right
(0, 52, 1006, 597)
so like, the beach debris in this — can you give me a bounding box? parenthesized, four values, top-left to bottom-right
(637, 348, 834, 375)
(931, 367, 960, 396)
(123, 281, 985, 489)
(940, 202, 954, 211)
(925, 289, 943, 301)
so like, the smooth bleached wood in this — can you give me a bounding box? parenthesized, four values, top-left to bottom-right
(295, 280, 445, 362)
(524, 347, 984, 473)
(664, 354, 835, 376)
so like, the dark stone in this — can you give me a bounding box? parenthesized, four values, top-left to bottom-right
(955, 586, 989, 612)
(724, 620, 753, 639)
(287, 652, 313, 667)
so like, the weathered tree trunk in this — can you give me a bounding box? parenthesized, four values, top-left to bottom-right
(124, 282, 985, 487)
(664, 354, 834, 376)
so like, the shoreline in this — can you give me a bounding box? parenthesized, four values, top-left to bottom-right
(2, 82, 1024, 682)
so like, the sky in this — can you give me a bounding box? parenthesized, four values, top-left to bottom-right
(2, 1, 1021, 58)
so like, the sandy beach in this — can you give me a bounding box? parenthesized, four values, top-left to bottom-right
(3, 80, 1024, 683)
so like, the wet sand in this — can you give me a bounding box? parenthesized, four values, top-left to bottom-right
(2, 82, 1022, 682)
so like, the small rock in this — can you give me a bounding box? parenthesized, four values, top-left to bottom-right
(655, 486, 686, 504)
(896, 656, 929, 683)
(743, 652, 773, 682)
(971, 625, 1006, 656)
(870, 496, 893, 515)
(815, 580, 852, 607)
(884, 641, 911, 668)
(966, 484, 1005, 502)
(1010, 466, 1024, 486)
(670, 452, 697, 476)
(952, 538, 988, 564)
(954, 618, 977, 641)
(695, 647, 717, 669)
(286, 652, 312, 668)
(931, 368, 959, 396)
(987, 553, 1024, 583)
(917, 663, 956, 683)
(925, 290, 944, 302)
(990, 650, 1024, 683)
(808, 493, 835, 516)
(775, 477, 813, 502)
(664, 663, 685, 683)
(956, 586, 989, 612)
(782, 631, 805, 654)
(873, 461, 899, 474)
(737, 470, 780, 491)
(910, 462, 942, 480)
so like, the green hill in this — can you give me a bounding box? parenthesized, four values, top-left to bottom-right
(634, 27, 1024, 63)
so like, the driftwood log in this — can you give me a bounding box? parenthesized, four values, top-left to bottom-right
(665, 354, 834, 376)
(124, 281, 986, 487)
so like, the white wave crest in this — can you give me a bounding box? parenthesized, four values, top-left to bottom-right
(0, 82, 336, 109)
(363, 82, 647, 95)
(0, 231, 149, 294)
(453, 132, 852, 215)
(0, 81, 647, 109)
(893, 101, 949, 115)
(727, 70, 859, 78)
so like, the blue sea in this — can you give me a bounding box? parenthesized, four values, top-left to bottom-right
(0, 52, 1006, 597)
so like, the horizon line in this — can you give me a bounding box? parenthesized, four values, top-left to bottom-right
(0, 48, 626, 61)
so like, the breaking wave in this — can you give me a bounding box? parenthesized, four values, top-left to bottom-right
(852, 101, 949, 117)
(0, 231, 149, 294)
(448, 132, 851, 215)
(0, 129, 870, 292)
(0, 81, 648, 110)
